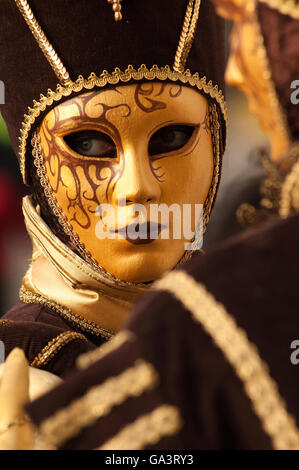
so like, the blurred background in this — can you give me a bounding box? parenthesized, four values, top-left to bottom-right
(0, 21, 269, 316)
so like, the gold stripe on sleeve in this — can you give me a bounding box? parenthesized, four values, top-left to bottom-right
(39, 359, 159, 448)
(98, 405, 182, 450)
(153, 270, 299, 450)
(76, 330, 135, 370)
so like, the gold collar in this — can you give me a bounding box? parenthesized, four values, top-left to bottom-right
(20, 196, 150, 336)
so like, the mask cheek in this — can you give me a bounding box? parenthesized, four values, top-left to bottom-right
(158, 132, 214, 207)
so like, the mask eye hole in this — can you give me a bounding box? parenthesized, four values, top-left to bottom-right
(148, 125, 196, 156)
(63, 130, 117, 158)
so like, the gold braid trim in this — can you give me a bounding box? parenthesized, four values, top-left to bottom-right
(173, 0, 201, 73)
(0, 319, 12, 325)
(19, 285, 114, 340)
(39, 359, 159, 448)
(259, 0, 299, 19)
(76, 330, 135, 370)
(153, 271, 299, 450)
(20, 64, 227, 183)
(31, 331, 88, 368)
(204, 101, 221, 230)
(98, 405, 182, 450)
(14, 0, 70, 84)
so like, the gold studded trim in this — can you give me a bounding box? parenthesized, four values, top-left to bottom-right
(203, 101, 221, 230)
(39, 359, 159, 448)
(19, 285, 114, 340)
(14, 0, 70, 84)
(98, 405, 182, 450)
(76, 330, 135, 370)
(30, 331, 88, 369)
(153, 271, 299, 450)
(173, 0, 201, 73)
(259, 0, 299, 19)
(19, 64, 227, 183)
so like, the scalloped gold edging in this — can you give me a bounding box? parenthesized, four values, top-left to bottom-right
(19, 64, 227, 183)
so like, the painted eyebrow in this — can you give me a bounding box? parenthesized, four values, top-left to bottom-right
(52, 120, 111, 136)
(146, 120, 176, 138)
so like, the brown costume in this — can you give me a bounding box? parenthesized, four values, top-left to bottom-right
(237, 1, 299, 226)
(26, 1, 299, 449)
(0, 1, 226, 376)
(26, 210, 299, 449)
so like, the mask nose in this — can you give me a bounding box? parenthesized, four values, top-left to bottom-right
(112, 146, 161, 207)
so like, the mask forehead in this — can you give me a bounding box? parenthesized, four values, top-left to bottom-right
(44, 83, 209, 138)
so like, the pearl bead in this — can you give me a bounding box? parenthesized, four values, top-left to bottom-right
(114, 11, 122, 21)
(113, 3, 121, 12)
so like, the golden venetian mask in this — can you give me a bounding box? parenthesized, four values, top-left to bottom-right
(36, 82, 217, 282)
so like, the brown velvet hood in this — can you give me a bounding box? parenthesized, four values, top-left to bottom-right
(257, 0, 299, 142)
(0, 0, 227, 183)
